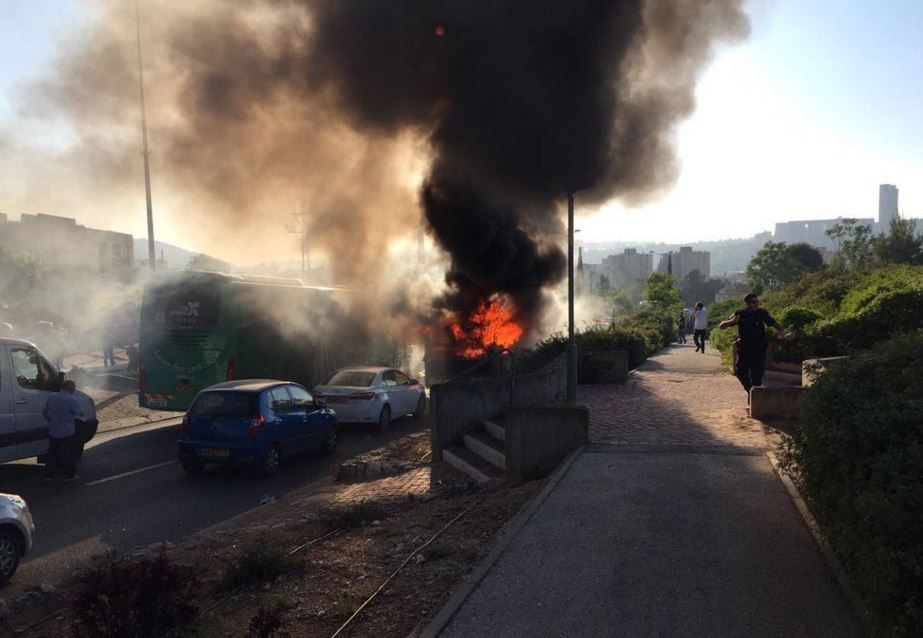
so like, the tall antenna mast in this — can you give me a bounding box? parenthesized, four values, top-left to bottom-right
(135, 0, 156, 271)
(286, 202, 311, 281)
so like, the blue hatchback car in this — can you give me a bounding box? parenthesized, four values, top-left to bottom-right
(178, 380, 338, 476)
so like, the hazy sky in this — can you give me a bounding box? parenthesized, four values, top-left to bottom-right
(2, 0, 922, 252)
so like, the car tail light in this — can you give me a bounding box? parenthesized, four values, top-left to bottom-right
(139, 360, 147, 391)
(248, 412, 266, 438)
(225, 357, 236, 381)
(181, 414, 190, 435)
(349, 392, 376, 401)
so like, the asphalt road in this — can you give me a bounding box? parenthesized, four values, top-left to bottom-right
(0, 413, 427, 595)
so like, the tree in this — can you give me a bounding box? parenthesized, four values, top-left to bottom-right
(746, 241, 802, 292)
(826, 218, 874, 271)
(644, 272, 682, 309)
(187, 253, 231, 272)
(786, 242, 825, 272)
(873, 217, 923, 265)
(594, 288, 634, 323)
(680, 269, 724, 306)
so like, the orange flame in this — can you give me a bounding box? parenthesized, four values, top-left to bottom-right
(446, 295, 524, 358)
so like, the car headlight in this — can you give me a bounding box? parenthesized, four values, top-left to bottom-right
(7, 495, 27, 511)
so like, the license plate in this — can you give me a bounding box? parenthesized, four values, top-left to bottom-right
(177, 385, 197, 394)
(201, 448, 229, 458)
(326, 396, 347, 404)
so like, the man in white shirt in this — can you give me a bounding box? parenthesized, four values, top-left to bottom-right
(42, 379, 83, 482)
(691, 302, 708, 353)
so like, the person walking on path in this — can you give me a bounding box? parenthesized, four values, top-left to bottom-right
(718, 293, 787, 398)
(677, 312, 687, 344)
(690, 302, 708, 352)
(41, 379, 84, 482)
(103, 341, 115, 367)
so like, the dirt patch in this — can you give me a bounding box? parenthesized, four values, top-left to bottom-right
(337, 431, 431, 480)
(6, 437, 541, 637)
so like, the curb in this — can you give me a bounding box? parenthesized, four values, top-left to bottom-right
(414, 444, 586, 638)
(765, 451, 871, 636)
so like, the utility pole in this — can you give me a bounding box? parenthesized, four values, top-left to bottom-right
(135, 0, 155, 271)
(286, 202, 311, 280)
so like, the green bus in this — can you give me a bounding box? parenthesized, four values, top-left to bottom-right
(139, 271, 359, 412)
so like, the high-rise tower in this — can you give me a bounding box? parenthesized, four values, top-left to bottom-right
(879, 184, 899, 230)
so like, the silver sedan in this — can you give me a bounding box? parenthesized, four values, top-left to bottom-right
(314, 366, 426, 429)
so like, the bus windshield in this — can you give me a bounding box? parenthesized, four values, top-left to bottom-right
(150, 283, 220, 328)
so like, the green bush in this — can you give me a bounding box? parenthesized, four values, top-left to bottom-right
(777, 306, 823, 332)
(714, 266, 923, 363)
(706, 298, 741, 332)
(709, 323, 738, 367)
(521, 305, 674, 372)
(780, 332, 923, 636)
(72, 548, 199, 638)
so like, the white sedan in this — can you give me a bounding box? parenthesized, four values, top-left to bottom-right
(314, 366, 426, 429)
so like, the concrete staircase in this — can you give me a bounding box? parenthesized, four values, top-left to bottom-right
(444, 418, 506, 483)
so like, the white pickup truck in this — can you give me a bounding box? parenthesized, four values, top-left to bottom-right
(0, 337, 98, 464)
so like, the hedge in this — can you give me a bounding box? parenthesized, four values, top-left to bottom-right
(780, 332, 923, 636)
(520, 307, 674, 373)
(710, 266, 923, 364)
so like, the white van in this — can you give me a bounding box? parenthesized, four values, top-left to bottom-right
(0, 338, 98, 464)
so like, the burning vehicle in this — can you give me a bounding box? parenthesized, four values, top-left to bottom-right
(139, 271, 363, 411)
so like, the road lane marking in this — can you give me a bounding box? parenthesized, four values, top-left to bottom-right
(85, 460, 175, 486)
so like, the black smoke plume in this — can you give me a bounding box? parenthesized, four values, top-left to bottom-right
(304, 0, 749, 331)
(22, 0, 748, 338)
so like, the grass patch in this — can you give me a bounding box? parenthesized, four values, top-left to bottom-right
(331, 596, 360, 617)
(217, 546, 303, 592)
(322, 501, 387, 531)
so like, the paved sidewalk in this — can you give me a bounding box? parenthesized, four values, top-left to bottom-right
(440, 345, 862, 637)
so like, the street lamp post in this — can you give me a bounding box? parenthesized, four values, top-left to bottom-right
(135, 0, 156, 271)
(566, 191, 577, 402)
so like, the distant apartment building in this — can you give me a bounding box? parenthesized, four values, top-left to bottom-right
(773, 217, 876, 250)
(578, 247, 653, 292)
(0, 213, 134, 281)
(657, 246, 710, 282)
(601, 248, 653, 284)
(879, 184, 899, 229)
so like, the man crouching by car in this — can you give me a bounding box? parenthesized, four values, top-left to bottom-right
(42, 379, 83, 483)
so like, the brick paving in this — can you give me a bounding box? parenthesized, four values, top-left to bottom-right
(289, 463, 470, 506)
(332, 463, 467, 504)
(581, 342, 768, 449)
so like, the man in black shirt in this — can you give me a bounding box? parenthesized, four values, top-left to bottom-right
(718, 293, 787, 398)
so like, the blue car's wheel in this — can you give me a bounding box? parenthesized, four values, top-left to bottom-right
(322, 426, 337, 455)
(260, 444, 281, 476)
